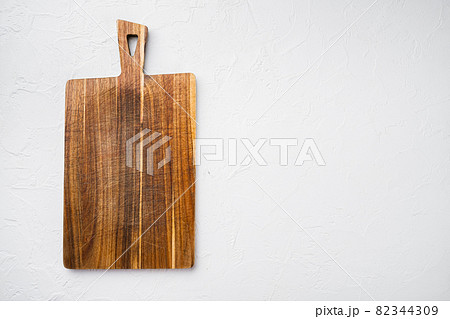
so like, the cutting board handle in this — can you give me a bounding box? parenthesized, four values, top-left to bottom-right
(117, 20, 148, 75)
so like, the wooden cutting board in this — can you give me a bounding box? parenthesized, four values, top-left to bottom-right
(64, 20, 196, 269)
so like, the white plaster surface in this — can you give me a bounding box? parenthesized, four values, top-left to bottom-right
(1, 0, 450, 300)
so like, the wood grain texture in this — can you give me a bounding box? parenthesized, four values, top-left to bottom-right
(63, 20, 196, 269)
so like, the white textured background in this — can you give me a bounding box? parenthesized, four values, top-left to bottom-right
(1, 0, 450, 300)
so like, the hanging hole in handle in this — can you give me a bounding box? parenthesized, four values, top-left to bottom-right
(127, 34, 138, 57)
